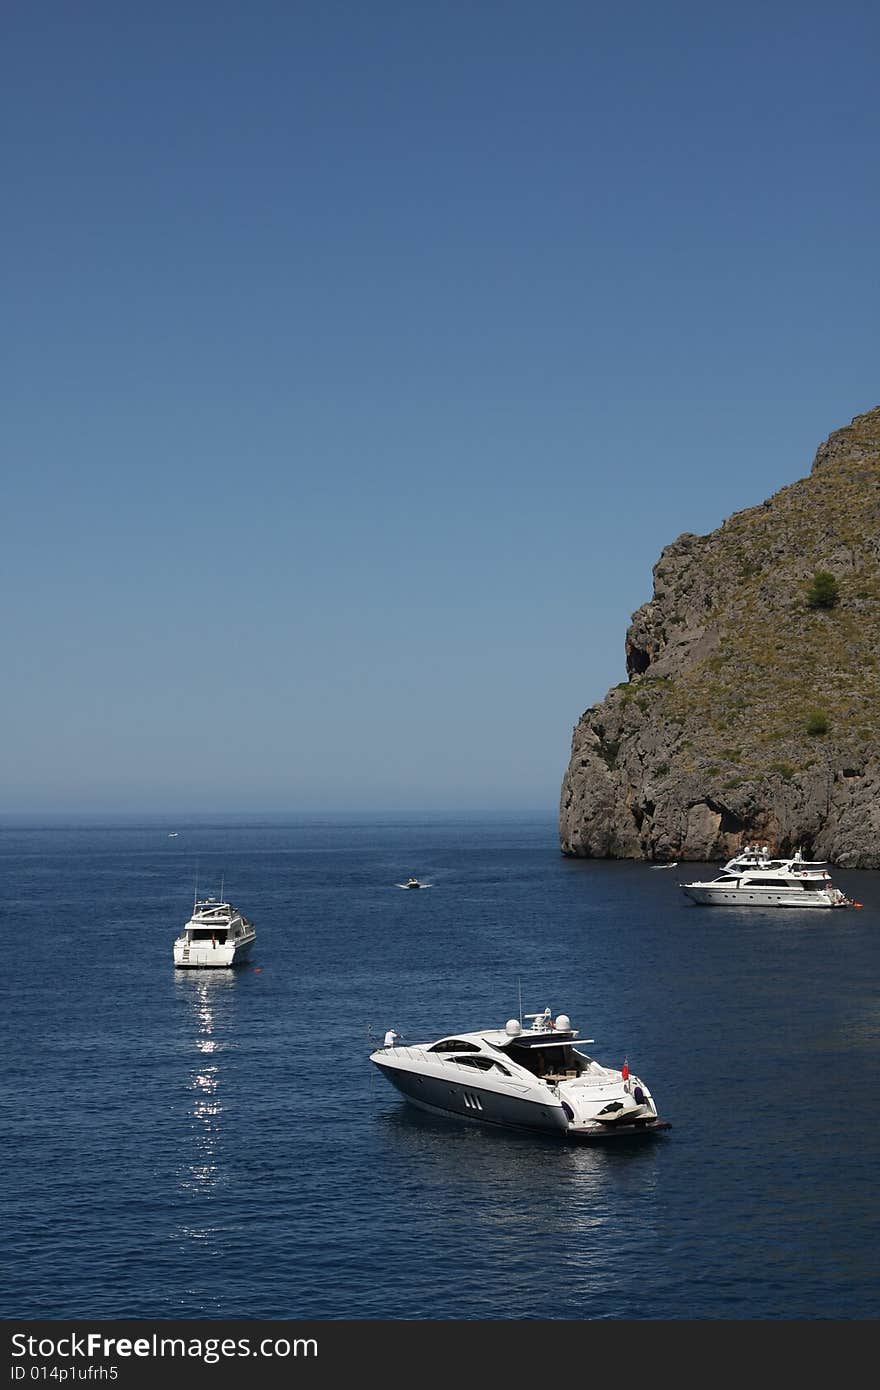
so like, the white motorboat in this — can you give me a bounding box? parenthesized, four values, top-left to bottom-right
(173, 896, 256, 967)
(681, 845, 857, 908)
(370, 1007, 669, 1141)
(397, 877, 430, 889)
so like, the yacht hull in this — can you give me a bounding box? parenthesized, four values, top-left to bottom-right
(373, 1060, 570, 1135)
(173, 937, 255, 967)
(374, 1062, 670, 1141)
(683, 886, 841, 908)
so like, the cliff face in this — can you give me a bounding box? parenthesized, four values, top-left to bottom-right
(559, 406, 880, 867)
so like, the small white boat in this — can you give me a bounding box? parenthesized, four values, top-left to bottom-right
(370, 1006, 669, 1141)
(681, 845, 857, 909)
(397, 877, 431, 889)
(173, 896, 256, 967)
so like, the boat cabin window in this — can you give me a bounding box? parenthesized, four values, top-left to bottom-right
(190, 928, 227, 940)
(749, 877, 793, 887)
(428, 1039, 480, 1053)
(445, 1056, 511, 1075)
(508, 1044, 585, 1077)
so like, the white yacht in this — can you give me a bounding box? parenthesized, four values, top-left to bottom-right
(370, 1008, 669, 1141)
(173, 896, 256, 967)
(397, 877, 430, 889)
(681, 845, 857, 908)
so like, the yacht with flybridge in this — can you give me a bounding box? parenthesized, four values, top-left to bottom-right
(173, 894, 256, 967)
(680, 845, 858, 908)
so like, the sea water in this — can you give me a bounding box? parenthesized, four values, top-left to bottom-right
(2, 813, 878, 1319)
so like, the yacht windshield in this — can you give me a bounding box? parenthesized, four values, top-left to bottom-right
(507, 1043, 587, 1079)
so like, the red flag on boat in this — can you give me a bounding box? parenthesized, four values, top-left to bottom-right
(622, 1058, 629, 1080)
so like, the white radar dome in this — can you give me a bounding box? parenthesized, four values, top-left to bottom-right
(555, 1014, 571, 1031)
(505, 1019, 522, 1036)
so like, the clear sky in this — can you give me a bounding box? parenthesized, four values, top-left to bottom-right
(3, 1, 878, 814)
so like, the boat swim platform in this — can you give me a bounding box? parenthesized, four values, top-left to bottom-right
(567, 1118, 672, 1142)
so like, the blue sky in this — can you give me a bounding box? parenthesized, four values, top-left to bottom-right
(3, 1, 878, 814)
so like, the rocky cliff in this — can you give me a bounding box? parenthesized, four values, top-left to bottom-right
(559, 406, 880, 866)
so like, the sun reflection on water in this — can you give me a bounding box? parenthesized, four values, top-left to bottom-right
(175, 972, 239, 1197)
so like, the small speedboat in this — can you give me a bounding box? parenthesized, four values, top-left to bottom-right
(370, 1006, 669, 1141)
(173, 896, 256, 967)
(397, 877, 430, 889)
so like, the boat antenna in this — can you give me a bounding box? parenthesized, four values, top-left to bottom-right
(193, 862, 199, 911)
(517, 978, 523, 1026)
(220, 873, 225, 903)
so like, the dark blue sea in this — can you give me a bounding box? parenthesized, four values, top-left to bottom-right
(2, 813, 879, 1320)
